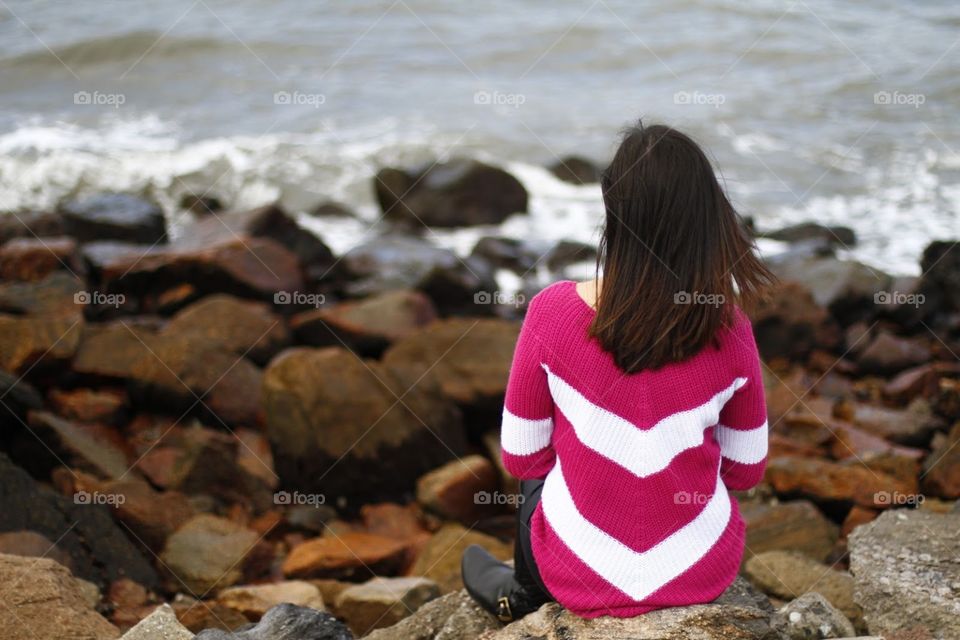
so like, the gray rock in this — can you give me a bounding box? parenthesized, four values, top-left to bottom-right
(364, 590, 499, 640)
(60, 193, 167, 244)
(772, 592, 856, 639)
(759, 223, 857, 247)
(547, 155, 601, 185)
(848, 509, 960, 639)
(194, 603, 352, 640)
(334, 576, 440, 636)
(120, 604, 194, 640)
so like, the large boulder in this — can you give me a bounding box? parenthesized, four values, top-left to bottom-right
(59, 193, 167, 244)
(0, 553, 120, 640)
(849, 509, 960, 639)
(0, 452, 158, 590)
(195, 603, 352, 640)
(263, 346, 464, 507)
(375, 159, 527, 228)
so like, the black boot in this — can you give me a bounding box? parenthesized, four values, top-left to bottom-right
(461, 544, 549, 622)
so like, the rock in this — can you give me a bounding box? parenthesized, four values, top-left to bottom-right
(487, 577, 776, 640)
(0, 236, 80, 281)
(291, 290, 436, 357)
(282, 532, 407, 580)
(547, 155, 601, 185)
(0, 552, 120, 640)
(766, 456, 918, 508)
(856, 330, 931, 375)
(179, 193, 224, 215)
(842, 398, 944, 446)
(544, 239, 596, 271)
(772, 592, 856, 639)
(848, 509, 960, 639)
(416, 455, 500, 522)
(160, 514, 258, 595)
(0, 369, 43, 421)
(408, 524, 512, 594)
(26, 410, 130, 479)
(375, 158, 528, 228)
(0, 210, 65, 245)
(60, 193, 167, 244)
(740, 499, 839, 563)
(919, 239, 960, 312)
(172, 596, 250, 634)
(120, 604, 193, 640)
(48, 387, 127, 425)
(935, 376, 960, 420)
(760, 223, 857, 247)
(828, 422, 925, 465)
(469, 237, 539, 274)
(0, 530, 74, 571)
(163, 294, 290, 365)
(751, 282, 837, 361)
(335, 576, 440, 635)
(263, 346, 464, 506)
(217, 581, 325, 621)
(0, 270, 85, 316)
(310, 201, 356, 218)
(0, 452, 158, 590)
(364, 589, 499, 640)
(922, 421, 960, 499)
(744, 551, 861, 624)
(341, 235, 496, 315)
(0, 272, 84, 372)
(195, 603, 352, 640)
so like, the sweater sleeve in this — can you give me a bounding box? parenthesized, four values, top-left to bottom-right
(500, 295, 556, 480)
(716, 312, 768, 491)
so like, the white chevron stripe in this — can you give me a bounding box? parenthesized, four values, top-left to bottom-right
(501, 409, 553, 456)
(541, 458, 732, 601)
(542, 364, 746, 478)
(715, 422, 768, 464)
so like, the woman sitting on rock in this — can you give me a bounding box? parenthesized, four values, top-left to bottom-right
(462, 122, 773, 621)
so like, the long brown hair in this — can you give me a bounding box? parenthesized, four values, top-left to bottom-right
(590, 122, 774, 373)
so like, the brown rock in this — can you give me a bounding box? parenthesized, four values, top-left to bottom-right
(0, 236, 79, 281)
(882, 363, 943, 402)
(335, 576, 440, 636)
(0, 210, 65, 245)
(0, 313, 81, 373)
(172, 596, 250, 633)
(828, 421, 926, 462)
(407, 523, 512, 593)
(283, 532, 407, 580)
(416, 455, 500, 522)
(843, 397, 944, 446)
(766, 456, 918, 508)
(160, 515, 258, 595)
(750, 281, 838, 361)
(0, 530, 74, 571)
(217, 581, 325, 621)
(857, 330, 931, 375)
(0, 552, 120, 640)
(740, 499, 839, 563)
(547, 156, 601, 185)
(26, 410, 130, 479)
(48, 387, 127, 425)
(922, 421, 960, 499)
(840, 505, 878, 538)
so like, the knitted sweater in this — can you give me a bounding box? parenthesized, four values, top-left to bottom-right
(500, 280, 768, 618)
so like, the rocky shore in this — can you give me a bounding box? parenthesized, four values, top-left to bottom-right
(0, 157, 958, 640)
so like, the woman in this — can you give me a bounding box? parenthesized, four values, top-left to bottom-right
(461, 122, 774, 621)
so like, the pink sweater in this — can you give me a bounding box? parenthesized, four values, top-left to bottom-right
(500, 280, 768, 618)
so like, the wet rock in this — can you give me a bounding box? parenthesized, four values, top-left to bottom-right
(547, 155, 601, 185)
(740, 499, 839, 563)
(48, 387, 127, 425)
(744, 551, 860, 624)
(0, 530, 74, 571)
(60, 193, 167, 244)
(751, 281, 837, 361)
(375, 158, 528, 228)
(0, 452, 158, 590)
(416, 455, 500, 523)
(163, 294, 290, 365)
(194, 603, 352, 640)
(848, 509, 960, 639)
(856, 330, 931, 375)
(766, 456, 917, 508)
(0, 552, 120, 640)
(364, 589, 499, 640)
(263, 346, 464, 506)
(771, 592, 856, 640)
(408, 524, 512, 594)
(291, 290, 436, 357)
(0, 236, 80, 281)
(760, 223, 857, 247)
(217, 581, 325, 621)
(341, 235, 496, 315)
(469, 237, 539, 274)
(160, 514, 259, 595)
(120, 604, 193, 640)
(283, 532, 407, 580)
(488, 577, 776, 640)
(335, 576, 440, 635)
(922, 421, 960, 499)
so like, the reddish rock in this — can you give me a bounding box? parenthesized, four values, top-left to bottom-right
(172, 596, 250, 633)
(0, 236, 79, 281)
(48, 388, 127, 425)
(416, 455, 500, 522)
(922, 421, 960, 499)
(828, 421, 926, 461)
(750, 282, 838, 361)
(841, 398, 944, 446)
(768, 433, 826, 459)
(936, 377, 960, 420)
(282, 532, 408, 580)
(740, 499, 838, 563)
(840, 505, 878, 538)
(766, 456, 918, 508)
(360, 503, 428, 542)
(27, 410, 130, 480)
(0, 530, 74, 571)
(883, 363, 942, 402)
(857, 330, 931, 375)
